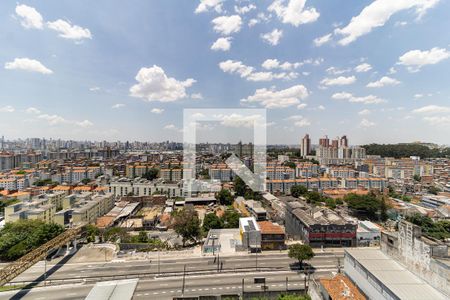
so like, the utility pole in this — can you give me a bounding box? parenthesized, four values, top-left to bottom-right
(286, 276, 288, 292)
(158, 250, 160, 275)
(241, 278, 245, 299)
(182, 264, 186, 295)
(217, 253, 220, 272)
(255, 249, 258, 271)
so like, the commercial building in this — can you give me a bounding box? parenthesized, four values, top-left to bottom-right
(285, 201, 357, 247)
(239, 217, 261, 251)
(257, 221, 286, 250)
(357, 220, 381, 246)
(300, 134, 311, 158)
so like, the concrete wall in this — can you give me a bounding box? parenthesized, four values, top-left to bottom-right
(381, 221, 450, 297)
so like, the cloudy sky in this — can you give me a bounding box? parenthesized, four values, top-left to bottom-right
(1, 0, 450, 145)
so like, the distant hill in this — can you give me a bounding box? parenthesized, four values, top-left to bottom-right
(362, 143, 450, 158)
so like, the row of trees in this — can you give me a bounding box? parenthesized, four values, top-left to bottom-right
(0, 220, 64, 261)
(202, 210, 240, 232)
(290, 186, 340, 209)
(363, 143, 450, 158)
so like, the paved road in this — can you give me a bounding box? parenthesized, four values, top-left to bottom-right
(0, 271, 325, 300)
(10, 251, 343, 284)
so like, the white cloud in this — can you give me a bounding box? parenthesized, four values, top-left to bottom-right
(317, 105, 326, 110)
(321, 76, 356, 86)
(414, 93, 424, 99)
(129, 65, 195, 102)
(214, 113, 266, 128)
(163, 124, 182, 132)
(235, 4, 256, 14)
(412, 105, 450, 114)
(211, 15, 242, 35)
(47, 19, 92, 41)
(332, 92, 386, 104)
(76, 120, 93, 128)
(25, 107, 40, 114)
(326, 67, 350, 75)
(297, 103, 308, 110)
(397, 47, 450, 72)
(286, 115, 311, 127)
(261, 59, 302, 71)
(219, 60, 254, 77)
(422, 116, 450, 126)
(195, 0, 223, 13)
(360, 118, 376, 128)
(248, 19, 259, 27)
(191, 93, 204, 100)
(247, 71, 298, 82)
(241, 85, 309, 109)
(4, 58, 53, 74)
(211, 37, 232, 51)
(15, 4, 43, 29)
(89, 86, 101, 92)
(354, 63, 372, 73)
(261, 29, 283, 46)
(268, 0, 320, 27)
(151, 108, 164, 114)
(367, 76, 401, 88)
(111, 104, 125, 109)
(313, 33, 332, 47)
(358, 109, 371, 115)
(0, 106, 15, 113)
(334, 0, 440, 45)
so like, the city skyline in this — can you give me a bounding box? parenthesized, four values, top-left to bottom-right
(1, 1, 450, 144)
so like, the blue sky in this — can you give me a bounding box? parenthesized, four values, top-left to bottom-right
(1, 0, 450, 145)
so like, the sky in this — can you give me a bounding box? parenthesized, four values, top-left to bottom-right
(1, 0, 450, 145)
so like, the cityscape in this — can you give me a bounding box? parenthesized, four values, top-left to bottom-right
(1, 1, 450, 300)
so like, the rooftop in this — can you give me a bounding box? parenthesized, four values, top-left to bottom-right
(319, 273, 366, 300)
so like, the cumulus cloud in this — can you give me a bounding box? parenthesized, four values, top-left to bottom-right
(285, 115, 311, 127)
(129, 65, 195, 102)
(268, 0, 320, 27)
(358, 109, 371, 115)
(5, 58, 53, 74)
(211, 37, 232, 51)
(397, 47, 450, 72)
(219, 59, 298, 82)
(326, 67, 350, 75)
(412, 105, 450, 114)
(0, 106, 15, 113)
(191, 93, 204, 100)
(111, 104, 125, 109)
(89, 86, 101, 92)
(151, 108, 164, 114)
(297, 103, 308, 110)
(37, 113, 92, 127)
(261, 29, 283, 46)
(321, 76, 356, 86)
(15, 4, 44, 29)
(313, 33, 332, 47)
(195, 0, 224, 13)
(422, 116, 450, 126)
(334, 0, 440, 45)
(25, 107, 41, 114)
(47, 19, 92, 41)
(261, 59, 302, 71)
(332, 92, 386, 104)
(367, 76, 401, 88)
(211, 15, 242, 35)
(213, 113, 266, 128)
(235, 4, 256, 14)
(241, 85, 309, 109)
(360, 118, 376, 128)
(219, 60, 254, 78)
(354, 63, 372, 73)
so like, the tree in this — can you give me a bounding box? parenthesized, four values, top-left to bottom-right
(428, 186, 441, 195)
(216, 189, 233, 206)
(379, 197, 388, 222)
(222, 209, 240, 228)
(172, 207, 201, 246)
(137, 231, 149, 243)
(283, 161, 296, 169)
(291, 185, 308, 198)
(413, 174, 421, 182)
(288, 244, 314, 269)
(278, 295, 311, 300)
(325, 198, 336, 209)
(142, 168, 159, 180)
(85, 224, 99, 243)
(202, 213, 223, 232)
(234, 176, 246, 197)
(305, 191, 321, 204)
(344, 193, 380, 220)
(81, 178, 91, 185)
(0, 220, 64, 261)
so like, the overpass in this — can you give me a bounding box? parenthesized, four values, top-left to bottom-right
(0, 226, 83, 286)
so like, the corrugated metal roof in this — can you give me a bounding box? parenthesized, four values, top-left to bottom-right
(85, 279, 138, 300)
